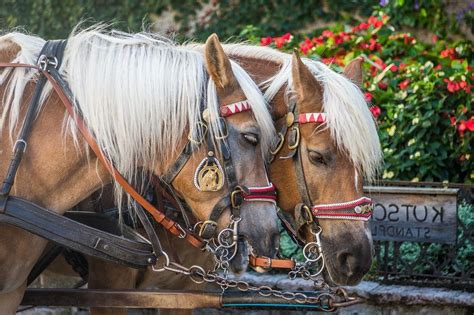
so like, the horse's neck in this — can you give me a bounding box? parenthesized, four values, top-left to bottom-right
(0, 80, 111, 214)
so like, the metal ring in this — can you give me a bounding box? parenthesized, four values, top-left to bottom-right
(13, 139, 27, 152)
(270, 133, 285, 155)
(151, 251, 170, 272)
(288, 126, 300, 150)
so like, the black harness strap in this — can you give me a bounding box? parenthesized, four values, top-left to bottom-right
(0, 196, 155, 268)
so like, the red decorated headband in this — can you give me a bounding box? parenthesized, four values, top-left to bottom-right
(298, 112, 326, 124)
(220, 100, 251, 117)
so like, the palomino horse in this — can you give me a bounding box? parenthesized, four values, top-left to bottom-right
(0, 29, 280, 314)
(226, 46, 383, 285)
(43, 44, 382, 314)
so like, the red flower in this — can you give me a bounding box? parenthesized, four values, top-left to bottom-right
(364, 92, 373, 102)
(321, 57, 335, 65)
(260, 36, 272, 46)
(274, 37, 285, 48)
(368, 38, 381, 51)
(434, 64, 442, 70)
(312, 36, 324, 45)
(444, 79, 460, 93)
(390, 65, 398, 72)
(322, 30, 334, 38)
(466, 118, 474, 131)
(378, 81, 388, 90)
(440, 48, 455, 59)
(458, 120, 467, 136)
(449, 116, 456, 126)
(300, 38, 314, 55)
(281, 32, 292, 41)
(403, 34, 414, 45)
(399, 79, 410, 90)
(432, 34, 438, 43)
(369, 106, 381, 119)
(368, 16, 384, 28)
(334, 34, 344, 45)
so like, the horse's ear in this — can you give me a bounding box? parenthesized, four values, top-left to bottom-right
(344, 57, 364, 87)
(291, 51, 323, 112)
(204, 33, 237, 90)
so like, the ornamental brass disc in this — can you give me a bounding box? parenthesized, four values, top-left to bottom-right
(194, 157, 224, 192)
(286, 112, 295, 127)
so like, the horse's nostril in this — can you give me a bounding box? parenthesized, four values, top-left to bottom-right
(337, 251, 356, 277)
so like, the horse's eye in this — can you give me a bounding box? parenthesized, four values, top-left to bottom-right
(243, 133, 259, 146)
(308, 150, 326, 165)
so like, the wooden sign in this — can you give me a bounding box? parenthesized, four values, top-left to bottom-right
(364, 186, 458, 244)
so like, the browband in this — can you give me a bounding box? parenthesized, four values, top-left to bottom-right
(298, 112, 326, 124)
(220, 100, 251, 117)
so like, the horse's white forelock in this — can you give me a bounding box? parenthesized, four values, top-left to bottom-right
(0, 29, 274, 210)
(222, 44, 383, 182)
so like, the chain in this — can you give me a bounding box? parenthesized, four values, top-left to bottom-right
(154, 260, 361, 311)
(154, 215, 362, 310)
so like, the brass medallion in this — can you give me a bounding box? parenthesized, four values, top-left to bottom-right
(286, 112, 295, 127)
(194, 154, 225, 192)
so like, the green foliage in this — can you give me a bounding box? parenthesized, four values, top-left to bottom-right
(248, 13, 473, 184)
(379, 0, 474, 38)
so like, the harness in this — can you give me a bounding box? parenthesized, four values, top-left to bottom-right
(0, 40, 276, 270)
(264, 100, 375, 274)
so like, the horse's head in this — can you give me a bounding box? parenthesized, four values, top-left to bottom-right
(169, 35, 279, 274)
(270, 53, 382, 285)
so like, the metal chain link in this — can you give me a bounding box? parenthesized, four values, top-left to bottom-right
(154, 214, 363, 310)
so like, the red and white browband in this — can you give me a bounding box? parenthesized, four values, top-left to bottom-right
(220, 100, 251, 117)
(298, 112, 326, 124)
(311, 197, 373, 221)
(242, 183, 277, 205)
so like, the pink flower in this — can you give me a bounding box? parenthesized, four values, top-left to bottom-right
(322, 30, 334, 38)
(390, 65, 398, 72)
(260, 36, 272, 46)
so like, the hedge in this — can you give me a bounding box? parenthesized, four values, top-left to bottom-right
(247, 13, 473, 184)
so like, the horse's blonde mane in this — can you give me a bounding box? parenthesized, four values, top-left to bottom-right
(222, 44, 383, 182)
(0, 29, 275, 209)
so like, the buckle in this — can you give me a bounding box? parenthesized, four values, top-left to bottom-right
(214, 118, 228, 140)
(37, 55, 58, 71)
(302, 205, 313, 224)
(270, 133, 284, 155)
(231, 188, 244, 209)
(287, 126, 300, 150)
(197, 220, 218, 238)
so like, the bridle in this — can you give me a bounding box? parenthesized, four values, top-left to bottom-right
(267, 99, 375, 278)
(0, 40, 277, 271)
(157, 98, 278, 268)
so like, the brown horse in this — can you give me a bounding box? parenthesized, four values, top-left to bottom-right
(0, 29, 281, 314)
(43, 44, 382, 315)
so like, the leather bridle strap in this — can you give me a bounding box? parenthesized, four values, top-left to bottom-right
(249, 255, 295, 269)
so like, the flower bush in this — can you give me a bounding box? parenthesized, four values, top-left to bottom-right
(248, 13, 473, 184)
